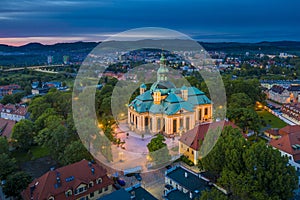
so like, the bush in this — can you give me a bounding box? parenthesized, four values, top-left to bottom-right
(180, 155, 194, 166)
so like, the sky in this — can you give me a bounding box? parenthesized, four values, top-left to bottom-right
(0, 0, 300, 46)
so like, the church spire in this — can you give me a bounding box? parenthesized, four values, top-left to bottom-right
(157, 53, 169, 82)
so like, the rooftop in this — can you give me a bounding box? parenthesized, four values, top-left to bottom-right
(166, 166, 209, 192)
(22, 159, 113, 200)
(179, 120, 239, 151)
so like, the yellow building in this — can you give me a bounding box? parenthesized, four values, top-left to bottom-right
(128, 55, 212, 136)
(179, 121, 239, 165)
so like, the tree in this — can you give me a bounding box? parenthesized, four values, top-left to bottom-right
(199, 188, 229, 200)
(0, 137, 9, 155)
(11, 119, 35, 151)
(201, 127, 298, 200)
(0, 153, 17, 180)
(28, 96, 51, 120)
(61, 140, 93, 165)
(3, 171, 32, 199)
(147, 134, 171, 165)
(227, 108, 261, 133)
(228, 93, 253, 109)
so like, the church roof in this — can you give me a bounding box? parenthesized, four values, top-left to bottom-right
(140, 83, 147, 89)
(128, 55, 211, 115)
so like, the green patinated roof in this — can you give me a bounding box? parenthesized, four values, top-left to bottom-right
(136, 90, 153, 101)
(163, 101, 194, 115)
(140, 83, 147, 89)
(165, 93, 184, 103)
(129, 86, 210, 115)
(187, 87, 205, 95)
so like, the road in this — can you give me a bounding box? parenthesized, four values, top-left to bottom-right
(3, 64, 64, 72)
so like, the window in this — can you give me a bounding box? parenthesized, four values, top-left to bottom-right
(48, 197, 55, 200)
(157, 118, 161, 131)
(180, 118, 183, 128)
(98, 189, 103, 194)
(104, 186, 108, 191)
(89, 181, 94, 188)
(96, 178, 102, 184)
(75, 186, 87, 195)
(192, 151, 194, 155)
(90, 192, 94, 198)
(185, 117, 190, 130)
(65, 190, 72, 197)
(198, 109, 202, 120)
(187, 148, 189, 152)
(205, 108, 208, 115)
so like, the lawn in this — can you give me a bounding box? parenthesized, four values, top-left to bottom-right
(12, 146, 50, 163)
(257, 110, 287, 129)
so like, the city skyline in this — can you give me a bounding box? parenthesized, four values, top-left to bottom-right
(0, 0, 300, 46)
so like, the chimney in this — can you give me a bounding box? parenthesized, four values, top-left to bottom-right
(91, 168, 95, 175)
(189, 192, 193, 199)
(88, 161, 92, 167)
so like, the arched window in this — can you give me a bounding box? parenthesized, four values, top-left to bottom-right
(65, 190, 72, 197)
(89, 181, 94, 188)
(96, 178, 102, 184)
(48, 196, 55, 200)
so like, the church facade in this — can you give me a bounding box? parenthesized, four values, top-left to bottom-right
(128, 55, 212, 136)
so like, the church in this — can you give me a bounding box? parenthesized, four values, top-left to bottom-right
(128, 55, 212, 136)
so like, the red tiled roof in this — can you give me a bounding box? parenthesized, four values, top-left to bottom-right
(179, 120, 240, 151)
(22, 159, 114, 200)
(1, 104, 28, 116)
(0, 118, 16, 138)
(279, 125, 300, 135)
(270, 132, 300, 160)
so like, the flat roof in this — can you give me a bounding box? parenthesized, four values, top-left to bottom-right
(166, 167, 209, 192)
(98, 189, 131, 200)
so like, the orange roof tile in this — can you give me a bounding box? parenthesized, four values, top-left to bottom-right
(22, 159, 113, 200)
(179, 120, 240, 151)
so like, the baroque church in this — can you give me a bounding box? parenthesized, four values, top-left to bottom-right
(128, 54, 212, 135)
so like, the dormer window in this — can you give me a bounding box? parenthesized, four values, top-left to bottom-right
(89, 181, 94, 188)
(96, 178, 102, 184)
(48, 196, 55, 200)
(65, 190, 72, 197)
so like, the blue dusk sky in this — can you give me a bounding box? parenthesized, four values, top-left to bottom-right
(0, 0, 299, 45)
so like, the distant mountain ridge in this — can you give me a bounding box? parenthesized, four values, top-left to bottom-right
(0, 41, 300, 54)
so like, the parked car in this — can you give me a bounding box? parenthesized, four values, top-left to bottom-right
(116, 178, 126, 186)
(134, 173, 142, 181)
(113, 183, 122, 190)
(166, 165, 172, 170)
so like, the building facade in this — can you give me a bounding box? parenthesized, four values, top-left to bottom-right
(0, 103, 29, 122)
(281, 103, 300, 125)
(179, 121, 239, 165)
(128, 55, 212, 136)
(22, 160, 114, 200)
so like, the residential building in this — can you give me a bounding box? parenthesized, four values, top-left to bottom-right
(270, 131, 300, 171)
(0, 84, 21, 96)
(0, 118, 16, 139)
(98, 183, 157, 200)
(179, 120, 239, 165)
(128, 54, 212, 136)
(281, 103, 300, 125)
(264, 128, 281, 139)
(164, 166, 211, 200)
(0, 103, 29, 122)
(22, 159, 114, 200)
(287, 85, 300, 103)
(268, 85, 290, 104)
